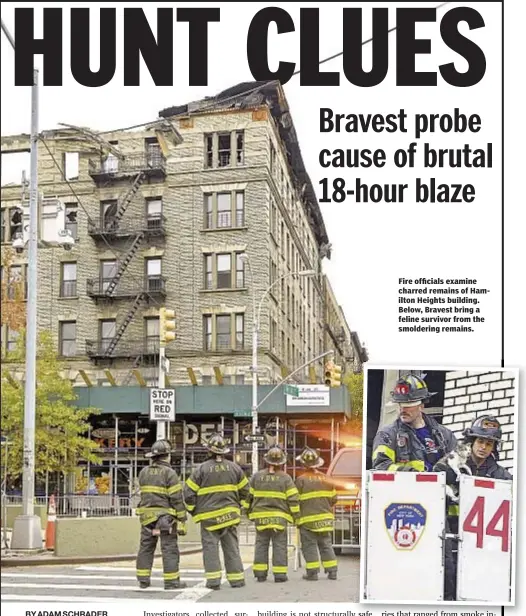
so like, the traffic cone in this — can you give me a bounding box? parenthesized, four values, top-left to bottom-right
(45, 494, 57, 550)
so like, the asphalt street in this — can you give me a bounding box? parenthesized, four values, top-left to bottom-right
(1, 551, 360, 603)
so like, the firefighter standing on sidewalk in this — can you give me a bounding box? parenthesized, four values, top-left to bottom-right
(135, 440, 187, 590)
(247, 445, 300, 583)
(183, 433, 249, 590)
(295, 447, 339, 581)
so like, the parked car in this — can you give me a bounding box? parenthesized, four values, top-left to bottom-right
(326, 447, 362, 554)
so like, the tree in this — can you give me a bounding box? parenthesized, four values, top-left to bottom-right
(1, 331, 101, 481)
(344, 370, 364, 427)
(1, 247, 26, 332)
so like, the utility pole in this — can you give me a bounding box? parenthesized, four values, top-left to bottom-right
(10, 64, 43, 550)
(157, 308, 176, 441)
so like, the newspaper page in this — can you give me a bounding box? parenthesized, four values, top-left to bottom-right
(0, 2, 523, 616)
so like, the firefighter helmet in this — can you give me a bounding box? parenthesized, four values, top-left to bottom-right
(391, 374, 436, 406)
(145, 439, 172, 459)
(264, 445, 287, 466)
(205, 432, 230, 454)
(463, 415, 503, 443)
(296, 447, 324, 468)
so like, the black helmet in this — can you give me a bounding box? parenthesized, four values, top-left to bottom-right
(264, 445, 287, 466)
(205, 432, 230, 455)
(145, 439, 172, 459)
(463, 416, 503, 443)
(391, 374, 436, 405)
(296, 447, 324, 468)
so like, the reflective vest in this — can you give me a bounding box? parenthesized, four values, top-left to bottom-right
(247, 469, 300, 531)
(136, 460, 186, 527)
(183, 457, 249, 531)
(295, 470, 337, 532)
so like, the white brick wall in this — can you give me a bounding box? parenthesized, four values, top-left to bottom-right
(442, 370, 516, 470)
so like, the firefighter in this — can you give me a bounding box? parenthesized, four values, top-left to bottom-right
(463, 415, 512, 479)
(247, 445, 300, 583)
(295, 447, 338, 581)
(372, 374, 457, 472)
(183, 432, 249, 590)
(135, 440, 187, 590)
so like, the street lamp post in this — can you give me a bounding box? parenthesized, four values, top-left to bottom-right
(241, 255, 316, 473)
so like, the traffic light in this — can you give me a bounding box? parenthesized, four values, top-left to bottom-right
(159, 307, 176, 345)
(324, 360, 342, 387)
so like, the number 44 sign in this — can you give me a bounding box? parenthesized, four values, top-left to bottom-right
(457, 474, 514, 604)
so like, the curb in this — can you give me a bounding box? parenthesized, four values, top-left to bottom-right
(0, 545, 203, 567)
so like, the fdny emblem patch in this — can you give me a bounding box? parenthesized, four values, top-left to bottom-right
(384, 503, 426, 550)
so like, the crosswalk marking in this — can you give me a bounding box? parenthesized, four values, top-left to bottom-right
(75, 566, 206, 573)
(3, 573, 204, 582)
(2, 582, 191, 592)
(1, 595, 154, 603)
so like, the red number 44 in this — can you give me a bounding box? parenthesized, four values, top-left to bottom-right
(462, 496, 510, 552)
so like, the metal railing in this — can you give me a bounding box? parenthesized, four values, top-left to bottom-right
(89, 153, 166, 176)
(86, 276, 167, 298)
(2, 494, 139, 518)
(87, 215, 166, 237)
(85, 338, 160, 358)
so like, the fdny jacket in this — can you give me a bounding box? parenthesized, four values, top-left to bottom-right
(136, 460, 186, 527)
(247, 469, 300, 531)
(295, 470, 338, 533)
(372, 415, 457, 472)
(183, 458, 249, 531)
(467, 455, 513, 480)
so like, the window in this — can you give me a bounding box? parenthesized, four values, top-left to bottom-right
(203, 191, 245, 230)
(101, 200, 118, 229)
(100, 319, 116, 351)
(270, 318, 277, 350)
(7, 265, 24, 300)
(204, 131, 245, 169)
(146, 198, 163, 230)
(59, 321, 76, 356)
(100, 260, 118, 292)
(145, 137, 162, 164)
(60, 262, 77, 297)
(145, 258, 162, 292)
(144, 317, 159, 352)
(216, 254, 231, 289)
(64, 203, 78, 240)
(202, 313, 245, 351)
(203, 252, 246, 290)
(63, 152, 79, 180)
(102, 141, 119, 173)
(7, 327, 20, 352)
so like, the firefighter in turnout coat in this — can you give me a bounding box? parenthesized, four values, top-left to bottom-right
(247, 446, 300, 583)
(295, 447, 339, 581)
(183, 433, 249, 590)
(135, 440, 187, 590)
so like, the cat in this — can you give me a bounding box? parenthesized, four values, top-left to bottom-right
(435, 441, 472, 503)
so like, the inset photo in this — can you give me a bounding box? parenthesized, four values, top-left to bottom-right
(360, 367, 518, 606)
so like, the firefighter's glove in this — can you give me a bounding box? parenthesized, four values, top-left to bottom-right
(177, 521, 187, 536)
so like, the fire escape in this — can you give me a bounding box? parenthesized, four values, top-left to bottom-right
(85, 144, 167, 367)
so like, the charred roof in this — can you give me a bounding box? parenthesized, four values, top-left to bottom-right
(159, 81, 329, 248)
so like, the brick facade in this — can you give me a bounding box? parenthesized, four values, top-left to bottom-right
(442, 370, 517, 470)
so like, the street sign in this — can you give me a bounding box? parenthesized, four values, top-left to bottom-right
(286, 384, 330, 406)
(244, 434, 265, 443)
(149, 388, 176, 422)
(283, 384, 300, 397)
(233, 410, 252, 418)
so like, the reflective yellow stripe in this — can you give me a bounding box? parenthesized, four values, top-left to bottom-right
(140, 486, 168, 495)
(373, 445, 395, 463)
(226, 572, 244, 580)
(253, 564, 268, 571)
(297, 512, 334, 525)
(306, 561, 320, 570)
(136, 569, 151, 577)
(249, 488, 287, 499)
(256, 523, 285, 531)
(448, 505, 460, 516)
(289, 505, 300, 514)
(388, 460, 425, 472)
(249, 511, 293, 523)
(286, 487, 299, 498)
(322, 560, 338, 568)
(240, 500, 249, 509)
(272, 566, 287, 574)
(198, 484, 238, 496)
(206, 518, 240, 531)
(163, 572, 180, 580)
(237, 476, 249, 490)
(311, 526, 333, 532)
(206, 571, 222, 579)
(186, 504, 195, 512)
(186, 478, 200, 492)
(167, 484, 182, 495)
(299, 490, 336, 501)
(194, 506, 240, 523)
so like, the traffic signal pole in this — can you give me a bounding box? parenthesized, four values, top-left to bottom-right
(157, 345, 167, 441)
(157, 307, 175, 442)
